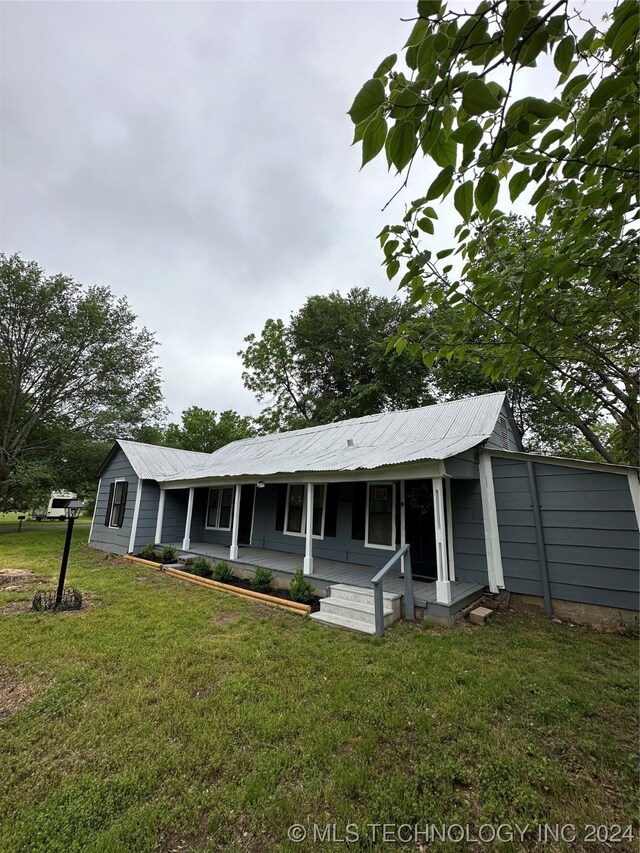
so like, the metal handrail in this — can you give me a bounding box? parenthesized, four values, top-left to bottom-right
(370, 543, 415, 637)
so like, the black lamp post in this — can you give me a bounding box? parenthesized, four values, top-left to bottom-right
(55, 499, 84, 606)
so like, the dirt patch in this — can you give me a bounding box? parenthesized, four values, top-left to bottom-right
(0, 600, 34, 617)
(0, 665, 48, 718)
(0, 569, 44, 590)
(208, 610, 242, 626)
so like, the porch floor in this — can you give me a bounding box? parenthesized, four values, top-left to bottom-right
(169, 541, 484, 615)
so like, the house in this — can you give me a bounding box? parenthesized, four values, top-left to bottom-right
(89, 392, 640, 630)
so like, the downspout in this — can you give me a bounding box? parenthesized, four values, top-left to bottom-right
(525, 461, 553, 617)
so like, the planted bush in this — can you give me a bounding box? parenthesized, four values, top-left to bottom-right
(191, 556, 213, 578)
(212, 561, 234, 583)
(140, 543, 158, 561)
(161, 545, 177, 564)
(250, 566, 273, 594)
(289, 568, 314, 603)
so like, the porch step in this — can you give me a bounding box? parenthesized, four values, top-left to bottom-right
(310, 583, 402, 634)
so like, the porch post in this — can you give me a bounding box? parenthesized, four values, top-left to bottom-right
(432, 476, 452, 604)
(155, 488, 166, 545)
(399, 480, 406, 575)
(444, 478, 456, 581)
(303, 482, 314, 575)
(182, 487, 195, 551)
(478, 452, 504, 593)
(229, 484, 242, 561)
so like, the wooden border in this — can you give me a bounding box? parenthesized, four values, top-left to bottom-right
(123, 554, 163, 569)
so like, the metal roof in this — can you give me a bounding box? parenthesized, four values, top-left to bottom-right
(147, 392, 507, 484)
(105, 440, 215, 481)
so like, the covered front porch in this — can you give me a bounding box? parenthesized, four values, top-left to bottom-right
(165, 540, 484, 619)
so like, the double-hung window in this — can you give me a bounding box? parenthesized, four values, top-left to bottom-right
(365, 483, 395, 549)
(105, 479, 128, 528)
(284, 484, 326, 537)
(206, 487, 234, 530)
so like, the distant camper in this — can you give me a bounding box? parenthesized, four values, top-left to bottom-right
(31, 490, 77, 521)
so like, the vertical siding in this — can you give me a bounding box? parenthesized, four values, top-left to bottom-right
(484, 403, 521, 451)
(445, 448, 478, 479)
(492, 457, 640, 610)
(160, 489, 189, 546)
(89, 449, 139, 555)
(450, 479, 489, 586)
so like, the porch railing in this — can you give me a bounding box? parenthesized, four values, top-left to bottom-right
(370, 544, 414, 637)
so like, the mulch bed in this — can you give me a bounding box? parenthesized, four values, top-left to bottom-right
(177, 570, 322, 613)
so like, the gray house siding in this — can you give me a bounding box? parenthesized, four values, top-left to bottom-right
(132, 481, 161, 553)
(159, 489, 190, 546)
(89, 448, 139, 555)
(250, 483, 395, 569)
(450, 479, 489, 587)
(445, 448, 478, 479)
(492, 457, 639, 610)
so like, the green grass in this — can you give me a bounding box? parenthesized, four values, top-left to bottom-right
(0, 528, 637, 852)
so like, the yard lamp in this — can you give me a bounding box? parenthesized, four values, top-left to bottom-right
(55, 499, 84, 606)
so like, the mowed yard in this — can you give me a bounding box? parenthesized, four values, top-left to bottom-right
(0, 527, 637, 853)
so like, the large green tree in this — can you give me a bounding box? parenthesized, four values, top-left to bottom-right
(162, 407, 255, 453)
(350, 0, 639, 463)
(0, 254, 164, 510)
(240, 288, 438, 430)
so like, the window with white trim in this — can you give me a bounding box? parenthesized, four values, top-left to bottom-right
(206, 487, 234, 530)
(284, 484, 326, 537)
(108, 480, 128, 528)
(365, 482, 395, 549)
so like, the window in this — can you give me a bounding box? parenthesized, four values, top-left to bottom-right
(105, 479, 128, 528)
(206, 487, 234, 530)
(365, 482, 395, 549)
(284, 484, 326, 537)
(50, 498, 67, 508)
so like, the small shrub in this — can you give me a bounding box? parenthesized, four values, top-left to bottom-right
(140, 543, 158, 561)
(250, 565, 273, 594)
(191, 556, 213, 578)
(212, 561, 234, 583)
(289, 568, 314, 603)
(161, 545, 177, 564)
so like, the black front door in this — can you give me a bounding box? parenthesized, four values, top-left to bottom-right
(404, 480, 437, 580)
(238, 484, 255, 546)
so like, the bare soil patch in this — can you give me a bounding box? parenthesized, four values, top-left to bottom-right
(0, 665, 49, 718)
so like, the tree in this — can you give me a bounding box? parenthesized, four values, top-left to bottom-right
(0, 254, 164, 509)
(350, 0, 639, 463)
(240, 288, 438, 430)
(162, 407, 255, 453)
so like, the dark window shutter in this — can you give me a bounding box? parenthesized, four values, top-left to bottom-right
(351, 482, 367, 541)
(395, 481, 401, 545)
(275, 484, 287, 531)
(104, 482, 115, 526)
(116, 482, 128, 527)
(324, 483, 340, 538)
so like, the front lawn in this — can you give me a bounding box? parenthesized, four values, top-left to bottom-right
(0, 528, 637, 852)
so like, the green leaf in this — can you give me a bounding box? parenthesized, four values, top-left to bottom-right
(426, 165, 454, 200)
(503, 2, 531, 55)
(475, 172, 499, 216)
(430, 131, 457, 168)
(348, 79, 386, 125)
(386, 120, 418, 171)
(554, 35, 575, 74)
(361, 116, 388, 167)
(462, 79, 500, 116)
(418, 217, 435, 234)
(417, 0, 441, 15)
(386, 259, 400, 280)
(611, 14, 638, 60)
(454, 180, 474, 222)
(373, 54, 397, 78)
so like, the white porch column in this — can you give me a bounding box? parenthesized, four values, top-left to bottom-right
(399, 480, 406, 575)
(229, 484, 242, 561)
(433, 476, 452, 604)
(128, 477, 143, 554)
(303, 482, 314, 574)
(88, 477, 102, 544)
(479, 452, 504, 592)
(182, 487, 194, 551)
(445, 478, 456, 582)
(155, 489, 166, 545)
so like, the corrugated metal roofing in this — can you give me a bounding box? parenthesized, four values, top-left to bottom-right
(111, 441, 215, 481)
(143, 392, 507, 483)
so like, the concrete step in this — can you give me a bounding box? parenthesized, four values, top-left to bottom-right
(328, 584, 402, 619)
(309, 610, 377, 635)
(320, 597, 396, 628)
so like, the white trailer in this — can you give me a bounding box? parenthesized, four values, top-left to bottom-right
(31, 490, 77, 521)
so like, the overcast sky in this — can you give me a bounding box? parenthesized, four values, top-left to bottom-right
(1, 0, 610, 422)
